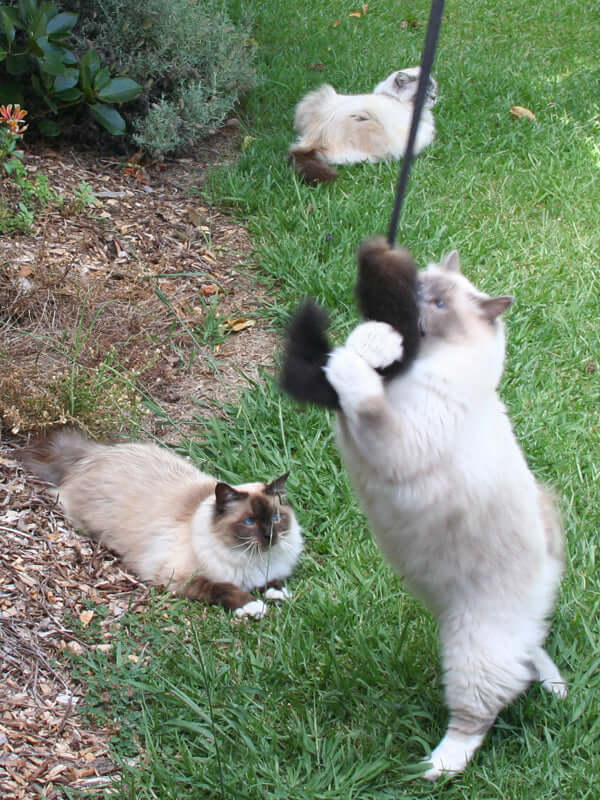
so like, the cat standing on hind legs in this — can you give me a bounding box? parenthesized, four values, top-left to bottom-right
(316, 240, 567, 779)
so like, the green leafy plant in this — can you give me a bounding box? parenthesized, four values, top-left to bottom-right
(68, 0, 257, 156)
(71, 178, 96, 209)
(0, 101, 53, 232)
(0, 0, 141, 135)
(0, 102, 98, 232)
(0, 161, 59, 233)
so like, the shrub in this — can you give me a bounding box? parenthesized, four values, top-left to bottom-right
(0, 0, 142, 137)
(65, 0, 257, 156)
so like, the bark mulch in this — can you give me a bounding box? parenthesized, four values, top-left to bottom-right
(0, 140, 279, 797)
(0, 438, 149, 797)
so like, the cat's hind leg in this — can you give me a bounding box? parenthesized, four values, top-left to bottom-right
(532, 646, 567, 698)
(424, 622, 536, 781)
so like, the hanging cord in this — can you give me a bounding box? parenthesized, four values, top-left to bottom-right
(387, 0, 445, 246)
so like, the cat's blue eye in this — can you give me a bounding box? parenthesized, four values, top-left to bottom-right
(272, 511, 280, 523)
(434, 298, 446, 309)
(243, 517, 255, 526)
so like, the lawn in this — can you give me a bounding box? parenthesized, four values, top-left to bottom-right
(71, 1, 599, 797)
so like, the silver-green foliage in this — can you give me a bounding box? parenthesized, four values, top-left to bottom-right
(71, 0, 256, 155)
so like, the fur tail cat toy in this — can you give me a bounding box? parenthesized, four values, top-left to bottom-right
(281, 237, 421, 407)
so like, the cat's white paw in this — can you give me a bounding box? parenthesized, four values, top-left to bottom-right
(422, 754, 460, 782)
(422, 762, 451, 782)
(533, 648, 568, 698)
(422, 729, 485, 781)
(324, 346, 383, 411)
(541, 678, 568, 698)
(345, 321, 404, 370)
(234, 599, 268, 619)
(264, 586, 291, 602)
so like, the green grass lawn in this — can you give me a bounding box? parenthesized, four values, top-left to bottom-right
(71, 1, 599, 797)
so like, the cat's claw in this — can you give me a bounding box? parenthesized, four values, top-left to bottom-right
(264, 586, 291, 602)
(235, 599, 268, 619)
(345, 321, 404, 370)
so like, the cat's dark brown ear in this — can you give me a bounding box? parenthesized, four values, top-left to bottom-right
(442, 251, 461, 273)
(214, 482, 248, 514)
(478, 295, 514, 322)
(265, 473, 289, 499)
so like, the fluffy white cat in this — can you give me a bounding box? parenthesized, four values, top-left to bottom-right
(322, 246, 566, 779)
(289, 66, 438, 184)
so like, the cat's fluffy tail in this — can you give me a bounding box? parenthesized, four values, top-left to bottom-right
(289, 148, 338, 185)
(280, 301, 340, 409)
(19, 428, 94, 486)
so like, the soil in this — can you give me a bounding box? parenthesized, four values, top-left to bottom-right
(0, 131, 279, 797)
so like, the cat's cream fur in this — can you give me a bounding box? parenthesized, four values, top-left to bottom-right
(21, 430, 303, 619)
(324, 250, 566, 779)
(290, 67, 437, 183)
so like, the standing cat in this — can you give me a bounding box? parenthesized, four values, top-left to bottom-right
(290, 66, 438, 184)
(21, 430, 303, 618)
(285, 239, 566, 778)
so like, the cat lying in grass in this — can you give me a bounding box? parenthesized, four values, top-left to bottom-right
(289, 67, 437, 184)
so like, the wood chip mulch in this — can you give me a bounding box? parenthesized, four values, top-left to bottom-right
(0, 138, 280, 797)
(0, 438, 149, 798)
(0, 144, 277, 439)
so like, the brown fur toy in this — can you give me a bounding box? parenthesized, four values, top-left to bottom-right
(281, 237, 420, 407)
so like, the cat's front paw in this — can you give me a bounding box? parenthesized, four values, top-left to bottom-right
(264, 586, 291, 602)
(234, 599, 268, 619)
(324, 346, 384, 412)
(345, 321, 404, 370)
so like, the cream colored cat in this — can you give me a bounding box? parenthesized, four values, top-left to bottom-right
(321, 245, 566, 779)
(21, 430, 303, 618)
(290, 66, 438, 184)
